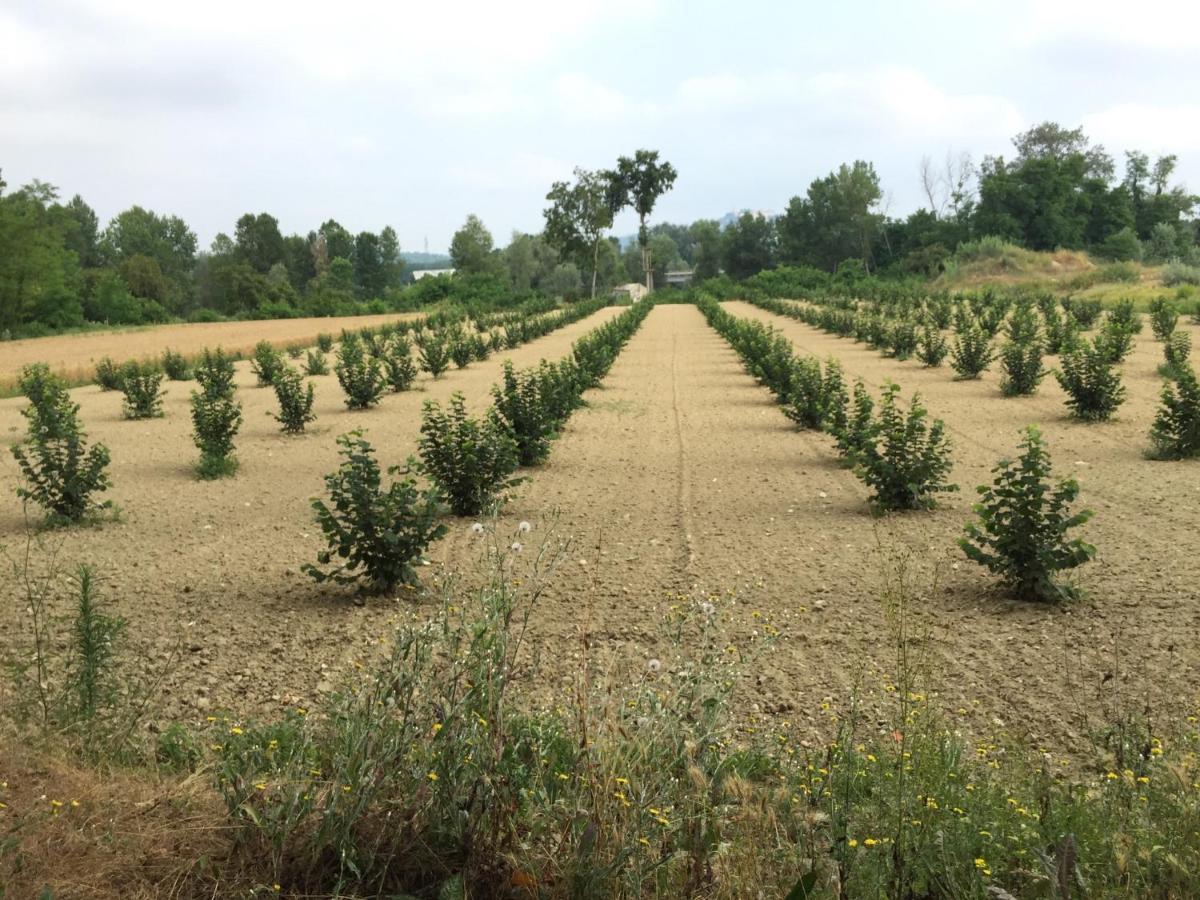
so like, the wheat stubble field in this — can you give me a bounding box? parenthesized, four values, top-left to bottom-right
(2, 302, 1197, 754)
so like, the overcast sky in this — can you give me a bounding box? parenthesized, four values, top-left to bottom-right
(3, 0, 1198, 253)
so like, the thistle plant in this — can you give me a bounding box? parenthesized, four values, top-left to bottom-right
(950, 321, 995, 379)
(304, 431, 447, 594)
(250, 341, 285, 387)
(418, 393, 521, 516)
(1148, 364, 1200, 460)
(960, 425, 1095, 602)
(194, 347, 236, 400)
(11, 370, 111, 522)
(272, 366, 316, 434)
(1056, 341, 1127, 421)
(916, 325, 948, 367)
(305, 349, 330, 377)
(119, 362, 165, 419)
(335, 333, 385, 410)
(851, 383, 956, 511)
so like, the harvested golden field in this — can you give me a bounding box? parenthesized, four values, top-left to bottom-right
(0, 312, 423, 392)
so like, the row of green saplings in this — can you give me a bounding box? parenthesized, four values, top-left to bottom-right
(9, 297, 606, 512)
(747, 292, 1199, 458)
(698, 293, 1180, 604)
(9, 302, 650, 597)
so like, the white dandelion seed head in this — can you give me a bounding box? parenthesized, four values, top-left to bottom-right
(511, 541, 524, 553)
(700, 602, 715, 616)
(470, 522, 485, 535)
(518, 521, 532, 534)
(647, 658, 661, 673)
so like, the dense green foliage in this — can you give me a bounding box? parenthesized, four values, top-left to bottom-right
(1148, 364, 1200, 460)
(334, 333, 385, 409)
(1056, 342, 1127, 421)
(961, 426, 1095, 601)
(249, 340, 285, 386)
(303, 432, 447, 593)
(119, 362, 165, 419)
(190, 385, 243, 479)
(194, 347, 236, 400)
(418, 394, 521, 517)
(10, 366, 111, 522)
(272, 366, 316, 434)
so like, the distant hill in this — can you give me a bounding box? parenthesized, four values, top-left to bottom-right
(402, 251, 453, 270)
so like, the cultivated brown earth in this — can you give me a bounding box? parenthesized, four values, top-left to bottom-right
(1, 302, 1197, 756)
(0, 312, 423, 390)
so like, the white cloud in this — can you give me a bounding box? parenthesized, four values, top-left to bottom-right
(446, 152, 572, 191)
(553, 74, 658, 123)
(1083, 103, 1200, 154)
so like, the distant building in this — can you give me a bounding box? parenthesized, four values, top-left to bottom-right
(412, 268, 455, 280)
(664, 269, 694, 288)
(613, 282, 650, 303)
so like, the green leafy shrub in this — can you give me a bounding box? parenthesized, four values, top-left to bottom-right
(194, 347, 236, 400)
(1063, 297, 1103, 329)
(272, 366, 316, 434)
(316, 332, 334, 352)
(1160, 331, 1192, 378)
(1095, 320, 1135, 364)
(1043, 304, 1082, 355)
(491, 362, 555, 466)
(250, 341, 284, 387)
(382, 335, 418, 392)
(1149, 296, 1179, 341)
(161, 349, 191, 381)
(94, 357, 123, 391)
(119, 362, 165, 419)
(782, 356, 826, 429)
(887, 319, 918, 360)
(916, 325, 948, 367)
(1162, 261, 1200, 286)
(417, 330, 451, 378)
(11, 374, 111, 522)
(960, 425, 1095, 602)
(190, 388, 242, 478)
(999, 339, 1045, 396)
(1056, 342, 1127, 421)
(1148, 364, 1200, 460)
(449, 329, 474, 369)
(950, 321, 995, 379)
(335, 334, 385, 410)
(418, 393, 521, 516)
(834, 380, 874, 460)
(304, 349, 329, 376)
(851, 383, 956, 511)
(303, 431, 447, 593)
(1106, 298, 1142, 334)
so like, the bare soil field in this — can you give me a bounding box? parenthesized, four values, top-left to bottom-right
(1, 302, 1197, 757)
(0, 312, 424, 391)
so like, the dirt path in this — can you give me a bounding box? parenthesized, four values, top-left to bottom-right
(0, 306, 622, 721)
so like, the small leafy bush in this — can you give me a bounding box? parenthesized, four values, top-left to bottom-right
(335, 334, 385, 410)
(1106, 298, 1142, 334)
(250, 341, 285, 387)
(1149, 296, 1179, 341)
(1063, 297, 1103, 330)
(1160, 331, 1192, 379)
(834, 380, 874, 460)
(194, 347, 236, 400)
(303, 431, 447, 593)
(782, 356, 827, 429)
(916, 325, 948, 367)
(450, 329, 474, 369)
(950, 321, 995, 379)
(94, 357, 123, 391)
(191, 389, 243, 478)
(119, 362, 165, 419)
(960, 425, 1095, 602)
(304, 349, 330, 376)
(382, 336, 418, 392)
(272, 366, 316, 434)
(286, 345, 303, 360)
(1095, 320, 1135, 364)
(1043, 304, 1082, 355)
(419, 393, 521, 516)
(1056, 342, 1127, 421)
(316, 332, 334, 352)
(851, 382, 956, 511)
(491, 362, 555, 466)
(1148, 363, 1200, 460)
(999, 339, 1045, 396)
(11, 374, 111, 522)
(417, 330, 451, 378)
(887, 319, 918, 360)
(161, 348, 191, 380)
